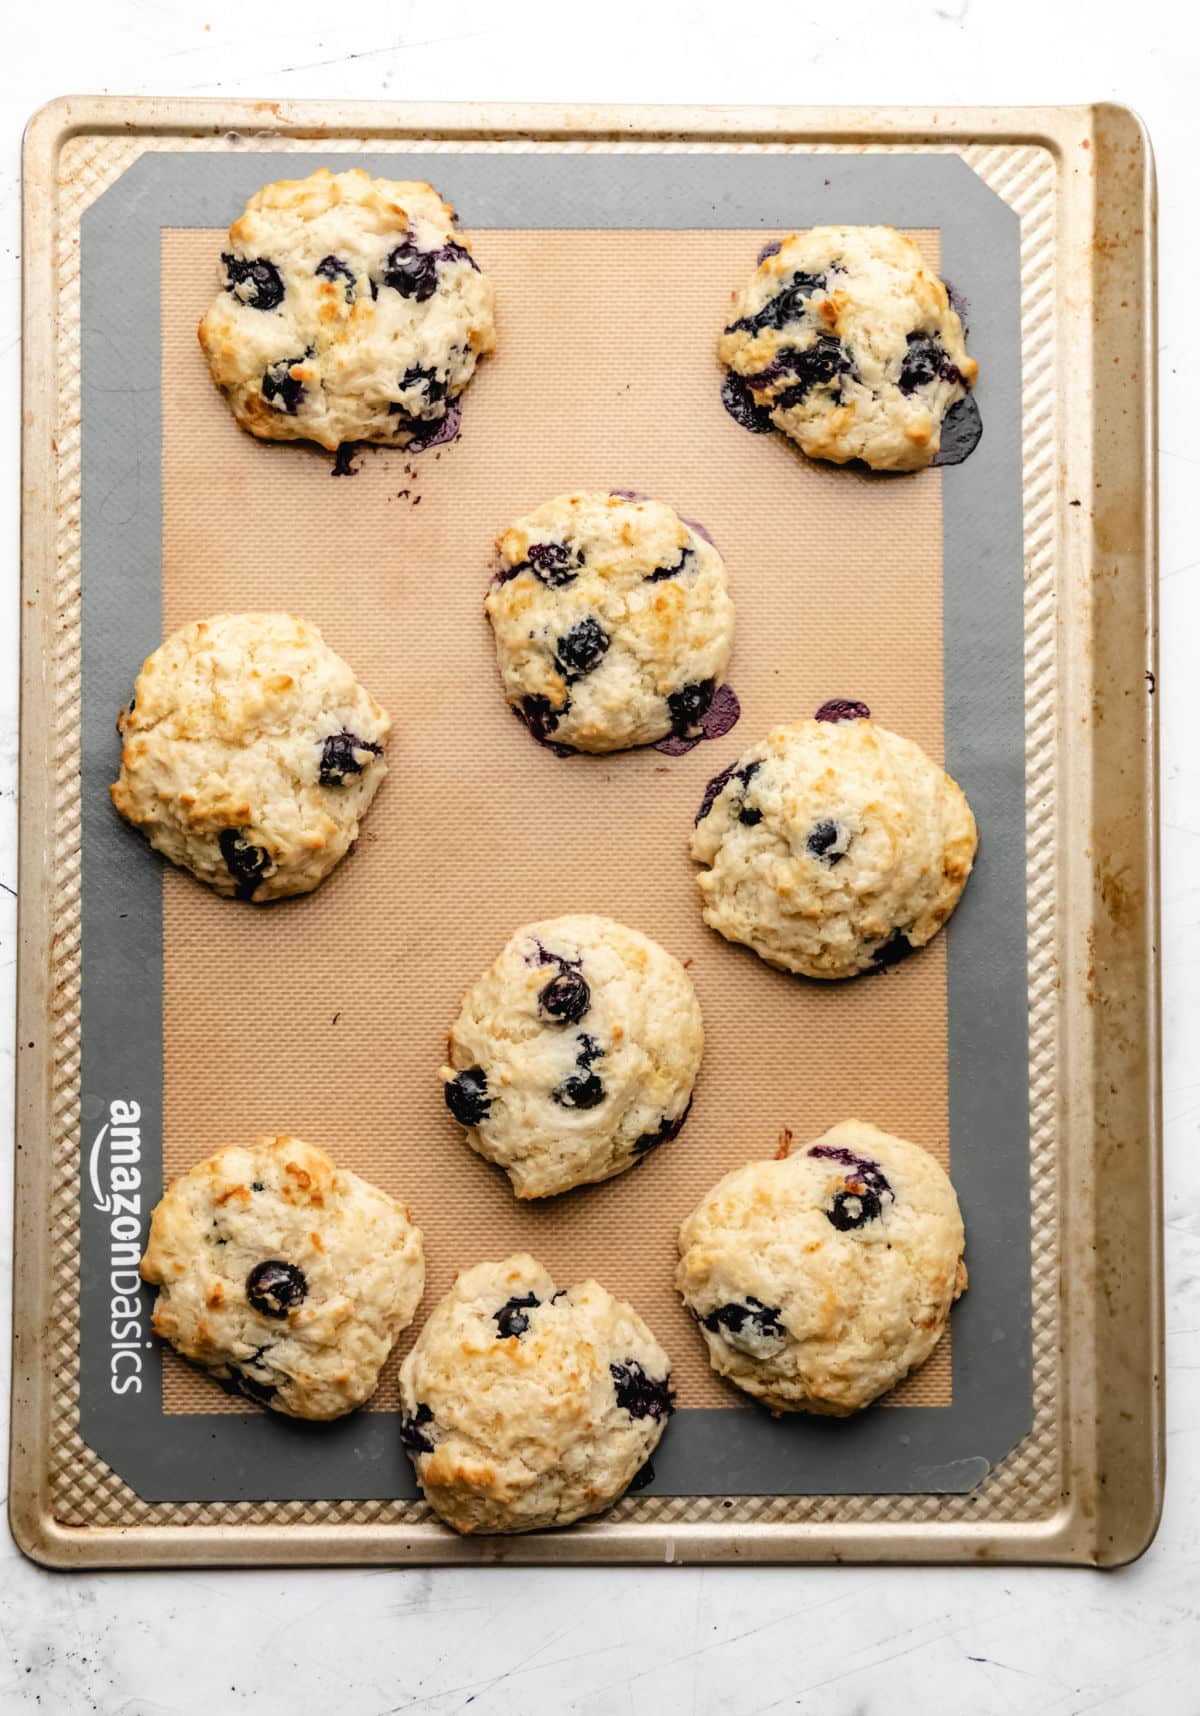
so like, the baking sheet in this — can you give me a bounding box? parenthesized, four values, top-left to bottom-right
(13, 100, 1160, 1566)
(76, 148, 1029, 1503)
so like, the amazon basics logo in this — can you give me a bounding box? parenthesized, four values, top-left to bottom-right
(90, 1099, 150, 1395)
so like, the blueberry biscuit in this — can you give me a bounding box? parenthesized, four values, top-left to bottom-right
(140, 1134, 425, 1420)
(111, 612, 390, 902)
(677, 1120, 966, 1415)
(441, 914, 703, 1198)
(198, 168, 496, 452)
(691, 703, 977, 978)
(485, 491, 735, 752)
(399, 1254, 673, 1533)
(719, 226, 978, 472)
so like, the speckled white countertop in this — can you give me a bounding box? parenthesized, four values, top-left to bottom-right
(0, 3, 1196, 1710)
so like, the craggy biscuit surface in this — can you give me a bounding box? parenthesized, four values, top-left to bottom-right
(141, 1135, 424, 1420)
(441, 914, 703, 1198)
(719, 226, 977, 472)
(400, 1254, 672, 1533)
(485, 491, 735, 753)
(198, 168, 496, 451)
(111, 611, 390, 901)
(677, 1120, 966, 1415)
(690, 707, 977, 979)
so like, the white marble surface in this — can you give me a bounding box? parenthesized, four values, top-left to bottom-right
(1, 3, 1197, 1710)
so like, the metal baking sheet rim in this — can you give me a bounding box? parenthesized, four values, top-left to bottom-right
(12, 98, 1161, 1568)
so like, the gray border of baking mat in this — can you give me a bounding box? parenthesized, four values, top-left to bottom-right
(79, 150, 1029, 1504)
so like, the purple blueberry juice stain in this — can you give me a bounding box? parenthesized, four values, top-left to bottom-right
(331, 442, 361, 477)
(679, 514, 715, 546)
(931, 394, 983, 467)
(515, 699, 576, 756)
(399, 398, 462, 454)
(814, 699, 871, 724)
(655, 683, 740, 757)
(609, 488, 649, 503)
(941, 278, 971, 334)
(695, 760, 739, 823)
(610, 1361, 674, 1422)
(756, 239, 783, 264)
(721, 371, 776, 434)
(700, 683, 740, 739)
(655, 732, 702, 757)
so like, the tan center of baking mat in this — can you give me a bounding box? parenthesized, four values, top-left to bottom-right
(159, 226, 951, 1417)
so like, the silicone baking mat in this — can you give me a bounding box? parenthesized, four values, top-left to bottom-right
(73, 148, 1031, 1506)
